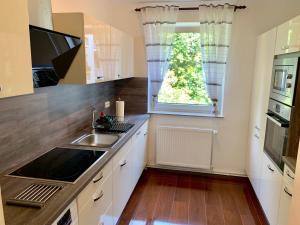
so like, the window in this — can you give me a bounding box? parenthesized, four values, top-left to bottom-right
(150, 31, 217, 116)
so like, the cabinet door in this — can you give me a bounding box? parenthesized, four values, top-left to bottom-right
(0, 1, 33, 98)
(110, 27, 122, 80)
(275, 15, 300, 55)
(84, 16, 111, 84)
(260, 153, 283, 225)
(248, 133, 263, 196)
(132, 122, 149, 188)
(247, 29, 277, 196)
(121, 33, 134, 79)
(112, 140, 133, 225)
(277, 184, 293, 225)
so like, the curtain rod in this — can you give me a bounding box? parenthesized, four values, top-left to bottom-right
(135, 5, 247, 12)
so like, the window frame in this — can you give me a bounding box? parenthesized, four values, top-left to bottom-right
(147, 22, 225, 117)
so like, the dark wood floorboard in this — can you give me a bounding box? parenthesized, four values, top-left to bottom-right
(119, 169, 268, 225)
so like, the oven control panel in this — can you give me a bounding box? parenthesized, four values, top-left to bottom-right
(268, 99, 292, 121)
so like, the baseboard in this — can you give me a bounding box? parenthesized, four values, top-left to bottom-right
(146, 164, 248, 181)
(245, 179, 270, 225)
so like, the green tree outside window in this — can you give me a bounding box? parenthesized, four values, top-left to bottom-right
(158, 33, 211, 105)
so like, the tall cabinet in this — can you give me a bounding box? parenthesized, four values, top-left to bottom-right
(52, 13, 133, 85)
(0, 1, 34, 98)
(246, 28, 277, 197)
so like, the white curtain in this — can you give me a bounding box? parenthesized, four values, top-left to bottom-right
(199, 4, 234, 113)
(141, 6, 179, 103)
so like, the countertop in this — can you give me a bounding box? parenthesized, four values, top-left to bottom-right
(0, 114, 150, 225)
(282, 156, 297, 173)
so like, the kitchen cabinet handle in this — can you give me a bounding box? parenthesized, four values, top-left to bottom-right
(286, 171, 295, 180)
(267, 165, 274, 172)
(93, 172, 104, 183)
(284, 187, 293, 197)
(136, 131, 141, 136)
(120, 160, 127, 167)
(254, 134, 260, 139)
(0, 85, 2, 92)
(94, 191, 104, 202)
(144, 132, 148, 136)
(254, 126, 260, 131)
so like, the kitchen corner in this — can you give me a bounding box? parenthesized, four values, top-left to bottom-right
(0, 114, 149, 225)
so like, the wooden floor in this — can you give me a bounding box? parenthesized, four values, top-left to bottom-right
(118, 169, 268, 225)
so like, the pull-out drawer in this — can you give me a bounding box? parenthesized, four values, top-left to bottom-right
(277, 164, 295, 225)
(77, 160, 112, 213)
(283, 165, 295, 190)
(78, 171, 113, 225)
(259, 153, 283, 225)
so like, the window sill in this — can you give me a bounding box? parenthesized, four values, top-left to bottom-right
(148, 110, 224, 118)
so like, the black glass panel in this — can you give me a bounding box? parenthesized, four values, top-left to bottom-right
(10, 148, 105, 182)
(29, 25, 82, 88)
(264, 118, 288, 171)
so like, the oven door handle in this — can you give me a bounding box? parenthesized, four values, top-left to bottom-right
(266, 114, 289, 128)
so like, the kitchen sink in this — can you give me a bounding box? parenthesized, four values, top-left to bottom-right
(71, 133, 120, 148)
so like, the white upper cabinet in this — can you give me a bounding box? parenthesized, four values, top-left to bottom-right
(27, 0, 53, 29)
(52, 13, 134, 85)
(247, 28, 277, 197)
(0, 1, 34, 99)
(275, 15, 300, 55)
(110, 27, 134, 80)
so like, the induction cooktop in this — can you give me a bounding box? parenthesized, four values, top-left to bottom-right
(9, 148, 107, 183)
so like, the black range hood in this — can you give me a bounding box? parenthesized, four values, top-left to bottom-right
(29, 25, 82, 88)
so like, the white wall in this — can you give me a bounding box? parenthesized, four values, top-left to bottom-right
(28, 0, 53, 29)
(51, 0, 300, 175)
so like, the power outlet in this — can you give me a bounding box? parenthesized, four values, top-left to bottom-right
(105, 101, 110, 109)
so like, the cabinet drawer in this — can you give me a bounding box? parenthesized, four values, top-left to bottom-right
(259, 153, 283, 225)
(132, 121, 149, 141)
(112, 139, 131, 168)
(77, 160, 112, 208)
(78, 172, 113, 225)
(283, 165, 295, 188)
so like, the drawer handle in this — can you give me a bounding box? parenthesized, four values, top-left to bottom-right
(136, 131, 141, 136)
(286, 171, 295, 180)
(255, 126, 260, 131)
(254, 134, 260, 139)
(284, 187, 293, 197)
(120, 160, 127, 167)
(93, 172, 104, 183)
(267, 165, 274, 172)
(94, 191, 104, 202)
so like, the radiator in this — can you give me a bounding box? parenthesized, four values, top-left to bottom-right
(156, 126, 217, 170)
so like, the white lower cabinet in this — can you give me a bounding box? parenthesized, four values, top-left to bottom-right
(259, 153, 283, 225)
(112, 121, 149, 224)
(76, 120, 149, 225)
(131, 121, 149, 189)
(112, 140, 133, 224)
(77, 161, 113, 225)
(277, 165, 295, 225)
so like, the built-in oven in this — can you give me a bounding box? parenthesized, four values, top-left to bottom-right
(264, 99, 291, 171)
(270, 57, 299, 106)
